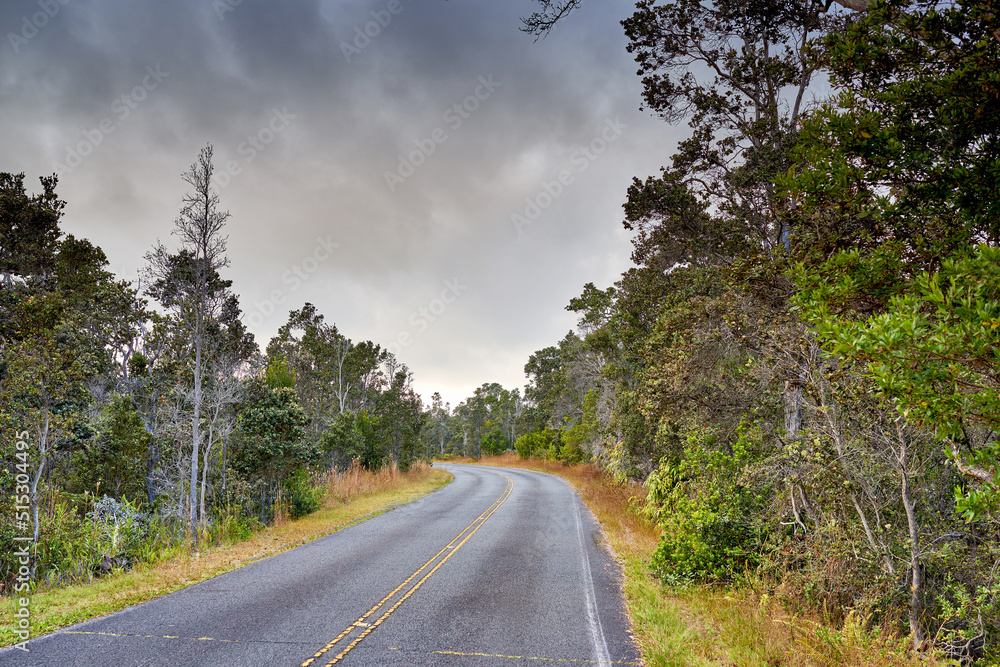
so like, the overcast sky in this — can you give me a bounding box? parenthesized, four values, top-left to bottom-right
(1, 0, 679, 407)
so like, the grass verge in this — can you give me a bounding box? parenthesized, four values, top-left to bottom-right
(463, 453, 936, 667)
(2, 463, 450, 647)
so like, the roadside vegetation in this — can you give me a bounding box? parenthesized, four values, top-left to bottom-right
(4, 0, 998, 663)
(3, 149, 436, 626)
(0, 462, 448, 646)
(469, 453, 938, 667)
(433, 1, 1000, 664)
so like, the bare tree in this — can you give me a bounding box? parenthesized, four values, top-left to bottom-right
(330, 333, 354, 415)
(151, 384, 192, 521)
(520, 0, 584, 39)
(144, 145, 232, 534)
(200, 355, 244, 519)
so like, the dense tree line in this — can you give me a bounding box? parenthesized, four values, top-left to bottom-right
(0, 147, 431, 587)
(418, 384, 525, 460)
(4, 0, 999, 661)
(508, 0, 998, 662)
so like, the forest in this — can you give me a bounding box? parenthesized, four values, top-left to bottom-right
(515, 0, 999, 661)
(3, 0, 999, 663)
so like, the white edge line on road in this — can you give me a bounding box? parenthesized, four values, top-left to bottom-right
(574, 498, 612, 666)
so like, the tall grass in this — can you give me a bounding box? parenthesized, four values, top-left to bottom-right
(322, 459, 409, 504)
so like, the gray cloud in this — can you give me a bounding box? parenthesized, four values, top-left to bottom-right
(1, 0, 679, 406)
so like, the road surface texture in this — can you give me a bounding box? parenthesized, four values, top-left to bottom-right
(2, 463, 643, 666)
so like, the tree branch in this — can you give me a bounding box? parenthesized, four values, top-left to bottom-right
(834, 0, 871, 9)
(956, 460, 997, 488)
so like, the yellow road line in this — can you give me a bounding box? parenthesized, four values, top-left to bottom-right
(302, 477, 510, 665)
(302, 472, 513, 667)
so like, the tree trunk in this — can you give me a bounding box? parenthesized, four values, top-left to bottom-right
(850, 491, 895, 575)
(784, 379, 803, 437)
(30, 411, 51, 548)
(200, 424, 214, 526)
(190, 326, 202, 534)
(221, 434, 228, 492)
(954, 459, 996, 487)
(818, 379, 896, 574)
(138, 403, 160, 509)
(897, 422, 923, 647)
(146, 443, 160, 508)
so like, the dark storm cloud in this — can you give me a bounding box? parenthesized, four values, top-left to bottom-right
(0, 0, 677, 405)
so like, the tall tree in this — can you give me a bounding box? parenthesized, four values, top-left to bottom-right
(144, 145, 233, 532)
(785, 0, 1000, 498)
(269, 304, 387, 425)
(374, 358, 425, 469)
(781, 0, 1000, 648)
(0, 175, 131, 555)
(621, 0, 837, 273)
(233, 377, 311, 520)
(0, 172, 63, 286)
(2, 323, 96, 544)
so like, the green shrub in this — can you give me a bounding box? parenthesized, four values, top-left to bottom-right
(202, 504, 262, 546)
(645, 423, 769, 583)
(559, 422, 590, 464)
(284, 469, 321, 519)
(84, 495, 147, 570)
(514, 430, 556, 460)
(934, 577, 1000, 665)
(33, 493, 88, 585)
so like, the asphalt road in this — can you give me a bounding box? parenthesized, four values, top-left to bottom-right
(2, 463, 643, 666)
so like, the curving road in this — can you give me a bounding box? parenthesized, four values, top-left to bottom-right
(2, 464, 643, 666)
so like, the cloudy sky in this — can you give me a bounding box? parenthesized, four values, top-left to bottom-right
(1, 0, 678, 407)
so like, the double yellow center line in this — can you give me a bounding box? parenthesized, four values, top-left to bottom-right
(302, 472, 513, 666)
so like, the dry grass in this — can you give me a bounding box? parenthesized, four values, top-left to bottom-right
(465, 454, 936, 667)
(320, 459, 420, 505)
(2, 463, 450, 646)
